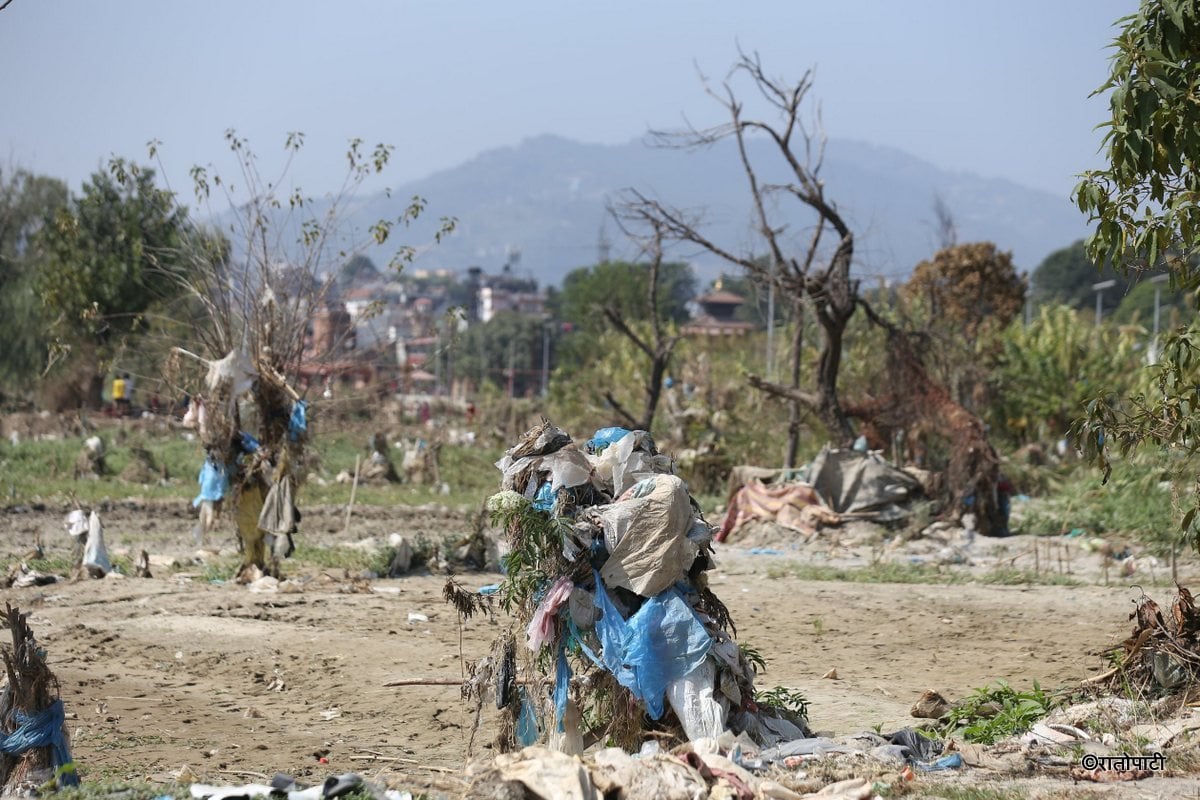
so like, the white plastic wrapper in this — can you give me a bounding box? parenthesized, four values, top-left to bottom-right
(83, 510, 112, 576)
(64, 509, 88, 539)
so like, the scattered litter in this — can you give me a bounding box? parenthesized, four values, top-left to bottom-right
(406, 612, 429, 623)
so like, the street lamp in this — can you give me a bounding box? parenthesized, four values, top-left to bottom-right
(541, 318, 551, 397)
(1092, 279, 1117, 328)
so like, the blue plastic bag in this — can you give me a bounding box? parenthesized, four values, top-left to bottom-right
(238, 430, 260, 453)
(554, 644, 571, 731)
(916, 752, 963, 771)
(516, 688, 540, 746)
(288, 400, 308, 442)
(587, 427, 631, 454)
(593, 571, 712, 719)
(0, 699, 78, 786)
(532, 481, 555, 511)
(193, 458, 230, 507)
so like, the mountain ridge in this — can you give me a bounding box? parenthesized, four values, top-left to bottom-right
(310, 134, 1091, 286)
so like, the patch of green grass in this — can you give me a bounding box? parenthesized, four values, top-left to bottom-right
(188, 554, 239, 583)
(289, 541, 394, 573)
(14, 553, 77, 574)
(1011, 458, 1180, 554)
(0, 432, 504, 511)
(940, 679, 1054, 744)
(975, 567, 1079, 587)
(765, 561, 1080, 587)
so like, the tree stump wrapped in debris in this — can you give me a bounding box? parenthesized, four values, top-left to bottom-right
(72, 435, 105, 480)
(119, 444, 167, 484)
(361, 432, 400, 483)
(0, 605, 77, 791)
(458, 419, 809, 754)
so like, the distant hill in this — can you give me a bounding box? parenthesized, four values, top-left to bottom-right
(313, 134, 1091, 287)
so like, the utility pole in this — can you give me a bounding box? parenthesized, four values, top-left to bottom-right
(1150, 272, 1169, 363)
(1092, 279, 1116, 328)
(540, 319, 551, 397)
(765, 257, 776, 381)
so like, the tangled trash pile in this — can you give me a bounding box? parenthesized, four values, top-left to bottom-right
(454, 420, 810, 755)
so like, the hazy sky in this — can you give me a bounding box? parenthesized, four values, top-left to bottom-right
(3, 0, 1133, 201)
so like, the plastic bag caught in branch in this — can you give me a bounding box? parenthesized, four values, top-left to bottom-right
(205, 349, 257, 399)
(591, 430, 671, 497)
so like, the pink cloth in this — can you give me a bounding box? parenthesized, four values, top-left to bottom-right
(526, 576, 574, 651)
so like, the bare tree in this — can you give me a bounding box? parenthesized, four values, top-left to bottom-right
(601, 208, 680, 432)
(931, 193, 958, 250)
(129, 132, 452, 579)
(623, 51, 857, 465)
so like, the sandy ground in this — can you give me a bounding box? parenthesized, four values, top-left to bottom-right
(0, 501, 1190, 797)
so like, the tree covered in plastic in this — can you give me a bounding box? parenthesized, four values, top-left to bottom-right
(154, 131, 453, 579)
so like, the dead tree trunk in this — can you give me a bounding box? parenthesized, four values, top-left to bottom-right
(624, 50, 860, 459)
(785, 296, 805, 468)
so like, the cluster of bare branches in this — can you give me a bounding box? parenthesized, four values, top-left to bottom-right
(619, 50, 857, 465)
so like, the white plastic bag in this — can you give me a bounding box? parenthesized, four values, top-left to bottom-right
(666, 658, 726, 741)
(83, 510, 112, 576)
(205, 349, 256, 399)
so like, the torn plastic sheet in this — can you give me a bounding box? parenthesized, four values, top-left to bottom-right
(587, 426, 631, 454)
(204, 348, 257, 399)
(555, 643, 571, 731)
(238, 430, 260, 453)
(593, 572, 711, 719)
(64, 509, 88, 539)
(540, 446, 594, 491)
(289, 400, 308, 442)
(532, 481, 556, 512)
(595, 475, 698, 598)
(592, 430, 671, 497)
(666, 657, 725, 741)
(83, 510, 111, 575)
(193, 458, 230, 507)
(527, 576, 573, 651)
(517, 688, 541, 746)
